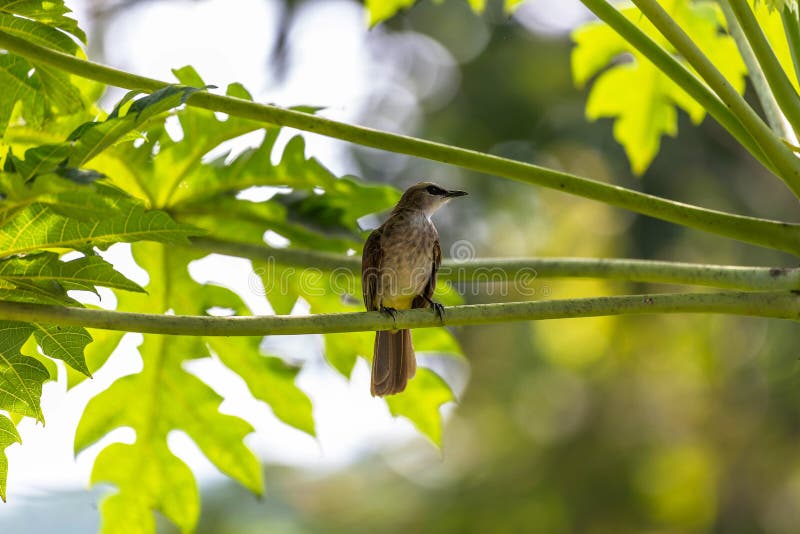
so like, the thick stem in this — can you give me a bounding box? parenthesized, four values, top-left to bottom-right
(1, 31, 800, 254)
(192, 237, 800, 291)
(720, 1, 789, 136)
(726, 0, 800, 138)
(578, 0, 776, 173)
(0, 292, 796, 336)
(631, 0, 800, 197)
(781, 6, 800, 89)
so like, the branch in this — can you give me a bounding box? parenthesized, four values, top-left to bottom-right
(720, 0, 790, 137)
(781, 6, 800, 89)
(726, 0, 800, 138)
(0, 292, 797, 336)
(631, 0, 800, 197)
(2, 32, 800, 254)
(578, 0, 776, 173)
(192, 237, 800, 291)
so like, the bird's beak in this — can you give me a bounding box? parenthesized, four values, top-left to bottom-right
(444, 189, 468, 198)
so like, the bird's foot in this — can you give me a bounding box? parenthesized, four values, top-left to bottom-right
(421, 295, 445, 323)
(381, 306, 398, 327)
(432, 302, 445, 323)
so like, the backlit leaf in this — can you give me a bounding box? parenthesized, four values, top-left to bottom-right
(571, 1, 746, 174)
(0, 251, 145, 294)
(0, 321, 48, 421)
(0, 200, 198, 255)
(33, 323, 91, 375)
(386, 368, 455, 446)
(0, 413, 20, 502)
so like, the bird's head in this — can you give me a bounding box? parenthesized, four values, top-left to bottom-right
(395, 182, 468, 217)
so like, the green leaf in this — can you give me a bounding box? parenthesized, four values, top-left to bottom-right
(0, 0, 87, 43)
(365, 0, 416, 26)
(386, 368, 455, 447)
(66, 328, 124, 389)
(0, 1, 88, 137)
(0, 251, 145, 294)
(75, 242, 323, 529)
(571, 1, 746, 174)
(208, 336, 315, 436)
(0, 413, 20, 502)
(0, 320, 48, 421)
(76, 334, 261, 531)
(755, 0, 797, 12)
(171, 129, 399, 252)
(0, 12, 78, 53)
(0, 200, 198, 255)
(270, 254, 462, 444)
(92, 442, 197, 534)
(0, 54, 41, 137)
(33, 323, 91, 376)
(66, 85, 206, 168)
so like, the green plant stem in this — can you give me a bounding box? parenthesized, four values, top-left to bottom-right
(192, 237, 800, 291)
(1, 32, 800, 253)
(578, 0, 776, 173)
(781, 7, 800, 91)
(721, 1, 788, 136)
(0, 292, 797, 336)
(727, 0, 800, 137)
(631, 0, 800, 197)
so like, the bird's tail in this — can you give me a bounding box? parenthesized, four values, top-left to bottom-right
(371, 329, 416, 397)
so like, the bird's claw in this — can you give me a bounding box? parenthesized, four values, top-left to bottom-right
(433, 302, 445, 323)
(381, 306, 398, 327)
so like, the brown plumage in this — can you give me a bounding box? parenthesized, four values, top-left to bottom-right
(361, 182, 466, 396)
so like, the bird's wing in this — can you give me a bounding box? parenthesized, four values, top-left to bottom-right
(361, 228, 383, 311)
(416, 237, 441, 308)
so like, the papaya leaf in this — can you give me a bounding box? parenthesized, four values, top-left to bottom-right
(364, 0, 516, 26)
(66, 328, 124, 389)
(386, 368, 455, 447)
(0, 251, 145, 294)
(0, 0, 86, 43)
(207, 336, 316, 437)
(0, 413, 20, 502)
(755, 0, 797, 12)
(0, 200, 198, 256)
(365, 0, 416, 26)
(0, 321, 48, 422)
(32, 323, 91, 376)
(75, 241, 315, 530)
(0, 177, 141, 223)
(67, 85, 206, 168)
(571, 1, 746, 174)
(267, 260, 463, 445)
(0, 12, 78, 54)
(0, 2, 87, 136)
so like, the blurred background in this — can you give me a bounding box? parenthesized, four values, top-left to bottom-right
(4, 0, 800, 532)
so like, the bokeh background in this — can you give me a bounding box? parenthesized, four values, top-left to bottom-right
(3, 0, 800, 532)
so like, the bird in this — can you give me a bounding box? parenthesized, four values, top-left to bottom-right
(361, 182, 467, 396)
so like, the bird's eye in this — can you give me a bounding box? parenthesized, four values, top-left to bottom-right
(426, 185, 443, 195)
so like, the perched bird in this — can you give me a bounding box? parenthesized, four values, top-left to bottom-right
(361, 182, 467, 396)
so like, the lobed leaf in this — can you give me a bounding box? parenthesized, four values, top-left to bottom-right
(75, 242, 317, 529)
(67, 84, 206, 168)
(0, 321, 48, 421)
(0, 200, 198, 256)
(0, 0, 86, 43)
(32, 323, 91, 376)
(208, 336, 316, 436)
(0, 413, 20, 502)
(0, 3, 87, 136)
(0, 251, 145, 294)
(386, 368, 455, 447)
(571, 1, 746, 174)
(363, 0, 519, 26)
